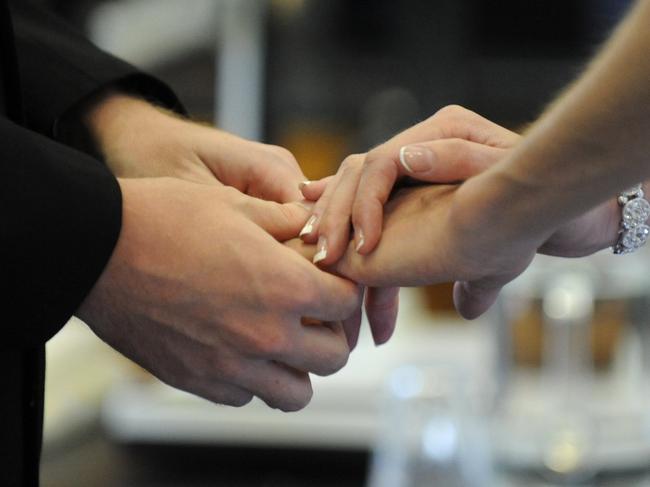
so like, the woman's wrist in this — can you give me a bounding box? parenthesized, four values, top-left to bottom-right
(452, 167, 556, 253)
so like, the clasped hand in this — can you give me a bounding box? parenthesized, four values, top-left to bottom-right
(78, 96, 618, 412)
(300, 105, 620, 342)
(78, 94, 363, 412)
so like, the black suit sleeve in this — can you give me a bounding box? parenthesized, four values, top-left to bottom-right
(1, 3, 184, 345)
(1, 117, 122, 346)
(8, 0, 183, 139)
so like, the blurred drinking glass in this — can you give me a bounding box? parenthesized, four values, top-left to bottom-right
(368, 364, 493, 487)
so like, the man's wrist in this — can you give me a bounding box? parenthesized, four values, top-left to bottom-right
(81, 92, 208, 180)
(84, 92, 169, 155)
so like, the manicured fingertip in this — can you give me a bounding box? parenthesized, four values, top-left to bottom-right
(352, 199, 385, 256)
(354, 227, 365, 253)
(399, 144, 436, 173)
(399, 146, 413, 172)
(299, 215, 318, 239)
(313, 236, 328, 264)
(299, 177, 331, 201)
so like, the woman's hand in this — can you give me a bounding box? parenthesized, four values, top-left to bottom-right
(333, 182, 538, 325)
(299, 105, 518, 261)
(300, 105, 624, 335)
(301, 105, 623, 264)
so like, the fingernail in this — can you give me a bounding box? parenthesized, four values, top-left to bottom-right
(313, 236, 328, 264)
(298, 180, 311, 191)
(355, 228, 365, 252)
(299, 215, 318, 237)
(399, 145, 435, 173)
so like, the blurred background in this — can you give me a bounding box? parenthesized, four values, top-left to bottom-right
(36, 0, 650, 486)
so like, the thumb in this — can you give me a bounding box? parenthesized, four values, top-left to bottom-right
(397, 139, 508, 183)
(299, 175, 335, 201)
(242, 197, 314, 241)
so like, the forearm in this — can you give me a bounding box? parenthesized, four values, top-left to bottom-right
(465, 0, 650, 242)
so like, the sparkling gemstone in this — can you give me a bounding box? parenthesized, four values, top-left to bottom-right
(621, 184, 642, 197)
(621, 224, 650, 249)
(622, 198, 650, 228)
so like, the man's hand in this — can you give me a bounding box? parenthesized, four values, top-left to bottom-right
(77, 177, 360, 411)
(84, 93, 307, 202)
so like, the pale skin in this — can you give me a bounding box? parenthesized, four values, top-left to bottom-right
(85, 93, 367, 345)
(75, 96, 364, 411)
(73, 0, 650, 407)
(304, 0, 650, 340)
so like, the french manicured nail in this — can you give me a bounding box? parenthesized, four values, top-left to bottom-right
(399, 145, 435, 173)
(355, 228, 365, 252)
(299, 215, 318, 237)
(299, 180, 311, 191)
(313, 236, 328, 264)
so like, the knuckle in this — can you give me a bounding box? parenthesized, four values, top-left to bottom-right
(339, 153, 364, 172)
(292, 284, 320, 311)
(277, 201, 301, 226)
(444, 138, 469, 158)
(364, 154, 399, 183)
(256, 326, 294, 359)
(433, 104, 467, 121)
(268, 145, 299, 166)
(364, 148, 389, 166)
(265, 271, 310, 310)
(221, 185, 247, 206)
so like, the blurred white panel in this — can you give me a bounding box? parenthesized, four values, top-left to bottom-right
(215, 0, 267, 140)
(44, 318, 130, 447)
(87, 0, 220, 68)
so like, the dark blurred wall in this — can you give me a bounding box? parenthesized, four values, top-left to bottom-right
(261, 0, 633, 177)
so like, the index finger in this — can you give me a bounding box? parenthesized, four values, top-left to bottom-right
(370, 105, 519, 156)
(350, 154, 401, 254)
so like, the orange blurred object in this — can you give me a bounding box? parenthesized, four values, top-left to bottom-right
(277, 122, 350, 180)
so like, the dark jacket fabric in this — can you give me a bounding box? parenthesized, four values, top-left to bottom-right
(0, 2, 181, 485)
